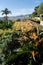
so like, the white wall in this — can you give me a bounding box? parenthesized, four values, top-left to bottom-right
(40, 21, 43, 26)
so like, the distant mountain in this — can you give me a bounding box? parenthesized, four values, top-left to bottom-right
(0, 14, 29, 21)
(8, 15, 29, 20)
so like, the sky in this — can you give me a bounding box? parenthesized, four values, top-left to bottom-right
(0, 0, 43, 16)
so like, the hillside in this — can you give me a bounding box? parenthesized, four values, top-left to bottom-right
(12, 20, 43, 32)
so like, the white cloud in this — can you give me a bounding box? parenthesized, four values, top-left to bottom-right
(8, 8, 34, 16)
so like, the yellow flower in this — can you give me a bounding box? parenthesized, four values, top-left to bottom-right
(23, 36, 28, 40)
(32, 51, 35, 57)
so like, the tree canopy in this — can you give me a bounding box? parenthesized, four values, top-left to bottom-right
(32, 2, 43, 17)
(1, 8, 11, 20)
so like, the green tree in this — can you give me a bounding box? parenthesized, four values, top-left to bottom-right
(38, 2, 43, 15)
(1, 8, 11, 20)
(32, 2, 43, 17)
(32, 6, 39, 17)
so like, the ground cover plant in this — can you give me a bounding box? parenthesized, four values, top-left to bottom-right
(0, 25, 43, 65)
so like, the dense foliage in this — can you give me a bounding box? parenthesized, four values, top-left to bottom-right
(0, 26, 43, 65)
(32, 2, 43, 17)
(0, 20, 13, 29)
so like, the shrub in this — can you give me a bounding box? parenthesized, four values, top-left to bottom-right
(3, 20, 13, 29)
(16, 19, 21, 21)
(40, 14, 43, 17)
(0, 20, 3, 29)
(32, 17, 40, 24)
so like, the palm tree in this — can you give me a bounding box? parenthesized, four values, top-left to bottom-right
(1, 8, 11, 20)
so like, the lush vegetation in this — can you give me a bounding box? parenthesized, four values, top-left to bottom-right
(0, 27, 43, 65)
(0, 3, 43, 65)
(0, 20, 13, 29)
(29, 2, 43, 23)
(32, 2, 43, 17)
